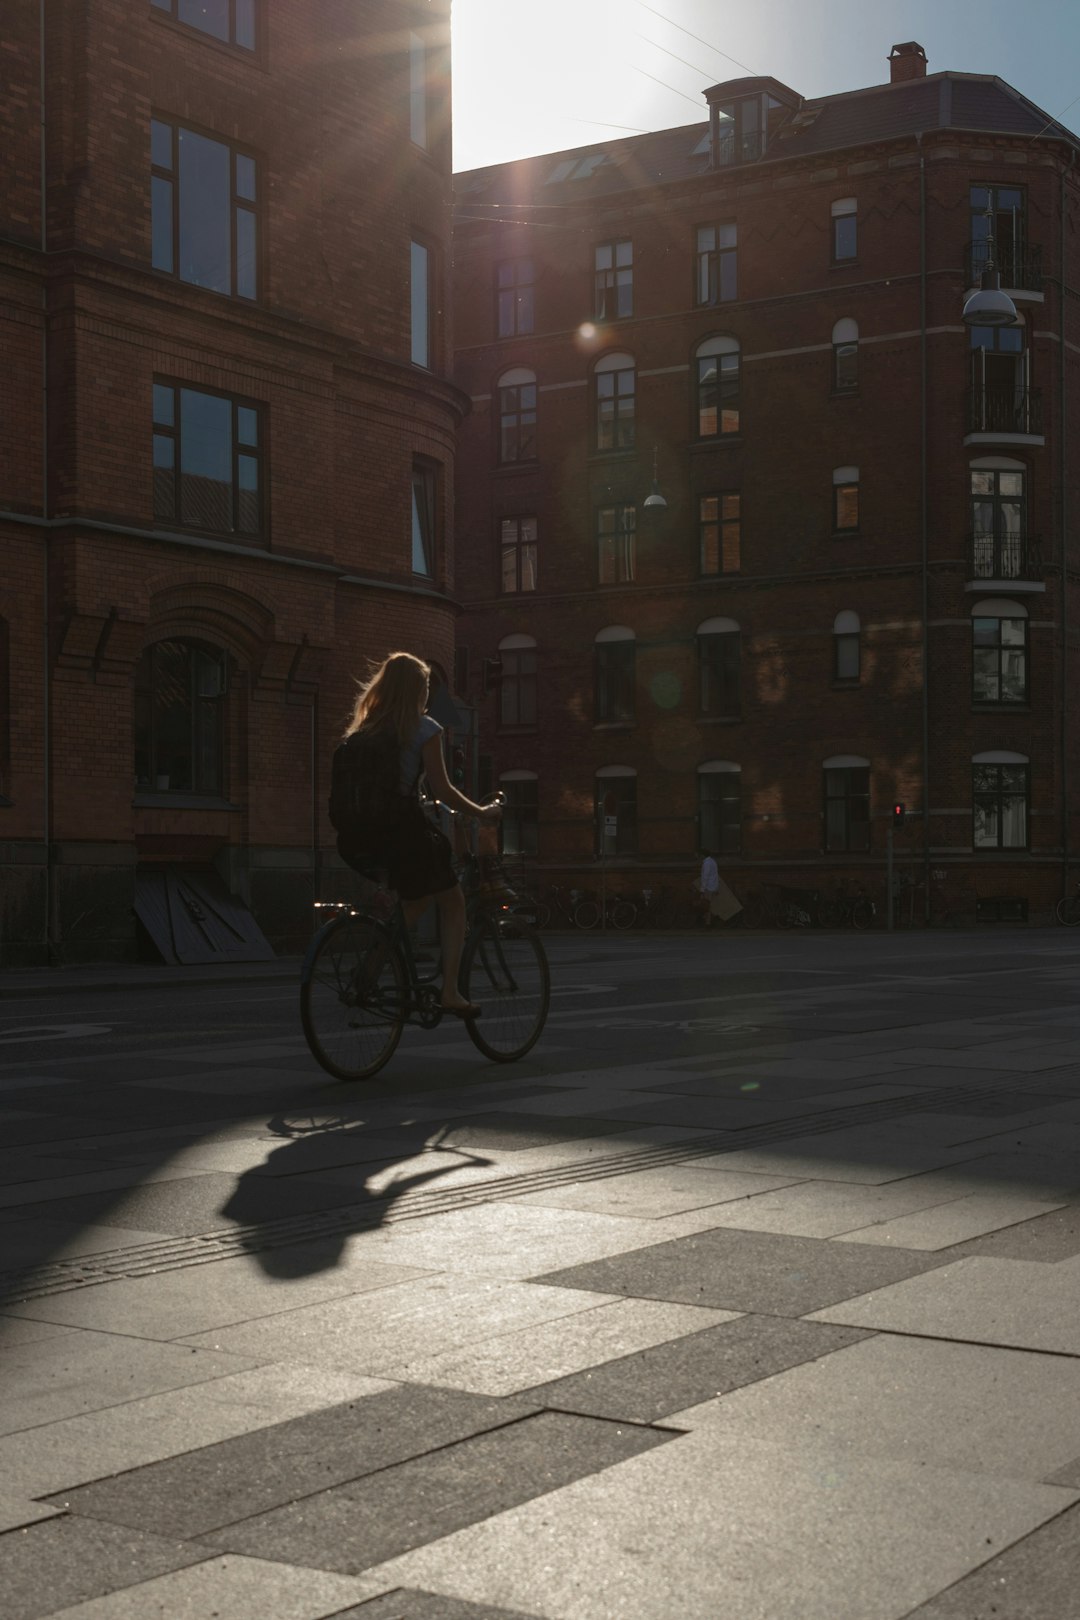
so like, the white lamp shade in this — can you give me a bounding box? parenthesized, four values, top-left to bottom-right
(962, 285, 1018, 327)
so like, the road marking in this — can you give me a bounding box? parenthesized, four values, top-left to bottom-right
(0, 1023, 112, 1045)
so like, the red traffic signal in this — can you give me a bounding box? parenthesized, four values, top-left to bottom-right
(892, 802, 907, 827)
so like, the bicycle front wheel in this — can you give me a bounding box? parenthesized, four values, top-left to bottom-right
(461, 917, 550, 1062)
(300, 915, 406, 1081)
(1056, 895, 1080, 927)
(573, 899, 601, 929)
(610, 899, 637, 930)
(851, 899, 875, 930)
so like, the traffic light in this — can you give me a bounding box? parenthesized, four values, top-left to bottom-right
(893, 802, 907, 828)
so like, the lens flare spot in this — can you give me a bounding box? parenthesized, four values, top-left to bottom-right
(739, 1081, 760, 1092)
(649, 670, 681, 710)
(578, 322, 598, 342)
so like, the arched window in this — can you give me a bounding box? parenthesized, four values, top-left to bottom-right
(697, 616, 740, 717)
(594, 351, 635, 451)
(0, 616, 9, 805)
(831, 197, 857, 262)
(699, 761, 741, 855)
(134, 638, 228, 797)
(833, 465, 859, 533)
(833, 610, 861, 680)
(499, 769, 538, 857)
(823, 754, 870, 852)
(972, 598, 1027, 705)
(497, 367, 537, 464)
(595, 625, 635, 724)
(973, 751, 1029, 849)
(497, 634, 537, 729)
(970, 456, 1028, 578)
(695, 335, 740, 438)
(596, 764, 637, 855)
(832, 318, 858, 392)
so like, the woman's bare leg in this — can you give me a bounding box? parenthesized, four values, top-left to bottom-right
(435, 884, 469, 1008)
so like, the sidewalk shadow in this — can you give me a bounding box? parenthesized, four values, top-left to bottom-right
(218, 1108, 496, 1278)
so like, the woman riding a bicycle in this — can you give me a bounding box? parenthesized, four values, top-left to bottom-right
(336, 651, 502, 1018)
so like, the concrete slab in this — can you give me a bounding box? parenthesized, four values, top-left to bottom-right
(834, 1194, 1065, 1250)
(39, 1555, 382, 1619)
(362, 1429, 1077, 1620)
(810, 1254, 1080, 1354)
(3, 1246, 427, 1339)
(328, 1592, 542, 1620)
(668, 1334, 1080, 1480)
(0, 1362, 391, 1498)
(693, 1177, 976, 1239)
(0, 1219, 174, 1269)
(536, 1225, 946, 1315)
(508, 1165, 804, 1219)
(902, 1502, 1080, 1619)
(688, 1138, 981, 1184)
(181, 1274, 619, 1376)
(387, 1299, 736, 1395)
(0, 1516, 206, 1620)
(948, 1203, 1080, 1264)
(0, 1494, 64, 1531)
(0, 1316, 79, 1346)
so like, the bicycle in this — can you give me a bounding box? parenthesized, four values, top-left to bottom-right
(1056, 880, 1080, 927)
(573, 891, 637, 930)
(537, 884, 589, 929)
(300, 846, 550, 1081)
(741, 885, 812, 929)
(818, 881, 875, 930)
(635, 886, 676, 928)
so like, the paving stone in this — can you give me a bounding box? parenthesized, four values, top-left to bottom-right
(53, 1384, 535, 1539)
(0, 1218, 171, 1270)
(902, 1502, 1080, 1619)
(329, 1590, 543, 1620)
(38, 1555, 381, 1618)
(391, 1299, 735, 1395)
(810, 1254, 1080, 1354)
(694, 1176, 982, 1239)
(181, 1273, 617, 1375)
(0, 1494, 63, 1531)
(430, 1113, 638, 1151)
(0, 1516, 207, 1620)
(1, 1363, 390, 1498)
(946, 1204, 1080, 1263)
(509, 1165, 802, 1219)
(3, 1247, 426, 1338)
(525, 1315, 870, 1422)
(834, 1194, 1065, 1250)
(689, 1137, 982, 1184)
(0, 1316, 78, 1346)
(0, 1331, 258, 1435)
(535, 1225, 946, 1316)
(362, 1429, 1077, 1620)
(920, 1091, 1079, 1118)
(668, 1334, 1080, 1480)
(203, 1411, 672, 1574)
(598, 1096, 839, 1130)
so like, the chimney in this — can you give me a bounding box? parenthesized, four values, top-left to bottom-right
(889, 42, 927, 84)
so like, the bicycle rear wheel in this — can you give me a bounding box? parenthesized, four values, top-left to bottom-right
(1056, 895, 1080, 927)
(573, 898, 600, 929)
(610, 899, 637, 930)
(300, 915, 406, 1081)
(851, 899, 874, 930)
(461, 916, 550, 1062)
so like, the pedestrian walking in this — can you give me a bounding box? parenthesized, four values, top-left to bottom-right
(697, 848, 743, 928)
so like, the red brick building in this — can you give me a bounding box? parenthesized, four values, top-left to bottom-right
(1, 0, 462, 963)
(452, 43, 1080, 925)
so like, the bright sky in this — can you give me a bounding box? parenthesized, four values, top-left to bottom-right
(451, 0, 1080, 172)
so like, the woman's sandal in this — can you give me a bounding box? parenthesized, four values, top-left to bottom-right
(440, 1001, 482, 1020)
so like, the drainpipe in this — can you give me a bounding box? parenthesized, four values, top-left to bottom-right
(1061, 157, 1072, 894)
(40, 0, 54, 962)
(918, 134, 931, 921)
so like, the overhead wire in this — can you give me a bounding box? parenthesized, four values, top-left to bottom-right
(635, 0, 761, 79)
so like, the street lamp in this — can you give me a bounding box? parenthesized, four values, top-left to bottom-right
(962, 205, 1018, 328)
(642, 444, 667, 509)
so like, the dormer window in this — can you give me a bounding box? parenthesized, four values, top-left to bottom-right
(704, 82, 796, 168)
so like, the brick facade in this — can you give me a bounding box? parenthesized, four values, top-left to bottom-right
(1, 0, 461, 964)
(452, 53, 1080, 926)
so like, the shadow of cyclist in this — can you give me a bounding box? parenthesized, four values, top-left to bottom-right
(218, 1107, 495, 1278)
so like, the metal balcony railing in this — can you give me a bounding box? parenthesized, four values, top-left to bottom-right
(966, 240, 1044, 294)
(967, 386, 1043, 437)
(969, 532, 1043, 581)
(714, 130, 765, 167)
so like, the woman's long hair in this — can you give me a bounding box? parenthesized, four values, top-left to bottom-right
(344, 652, 430, 748)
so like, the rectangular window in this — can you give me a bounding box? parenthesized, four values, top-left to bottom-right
(595, 642, 635, 724)
(409, 30, 428, 148)
(134, 638, 227, 796)
(699, 632, 740, 716)
(696, 223, 737, 305)
(699, 493, 740, 575)
(153, 381, 262, 537)
(500, 516, 538, 594)
(597, 505, 636, 585)
(496, 259, 535, 337)
(595, 239, 633, 320)
(595, 364, 635, 451)
(596, 775, 637, 856)
(411, 240, 432, 368)
(498, 379, 537, 463)
(970, 184, 1025, 285)
(499, 649, 538, 729)
(500, 777, 539, 857)
(834, 480, 859, 532)
(151, 0, 257, 52)
(151, 119, 258, 299)
(973, 617, 1028, 704)
(832, 198, 857, 261)
(974, 763, 1029, 849)
(834, 632, 861, 681)
(824, 765, 870, 853)
(411, 462, 436, 576)
(699, 771, 741, 856)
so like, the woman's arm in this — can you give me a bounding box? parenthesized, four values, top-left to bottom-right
(421, 733, 501, 821)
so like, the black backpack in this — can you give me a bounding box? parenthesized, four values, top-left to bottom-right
(328, 724, 405, 845)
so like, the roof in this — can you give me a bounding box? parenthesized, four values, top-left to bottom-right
(454, 71, 1079, 213)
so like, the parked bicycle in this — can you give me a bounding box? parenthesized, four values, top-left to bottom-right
(741, 885, 813, 929)
(818, 881, 876, 930)
(1056, 880, 1080, 927)
(635, 886, 676, 928)
(573, 891, 637, 930)
(301, 847, 550, 1081)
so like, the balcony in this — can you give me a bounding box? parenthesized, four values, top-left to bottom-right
(966, 385, 1043, 444)
(715, 130, 765, 167)
(966, 240, 1044, 298)
(967, 531, 1044, 589)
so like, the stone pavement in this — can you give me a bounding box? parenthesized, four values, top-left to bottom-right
(2, 931, 1080, 1617)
